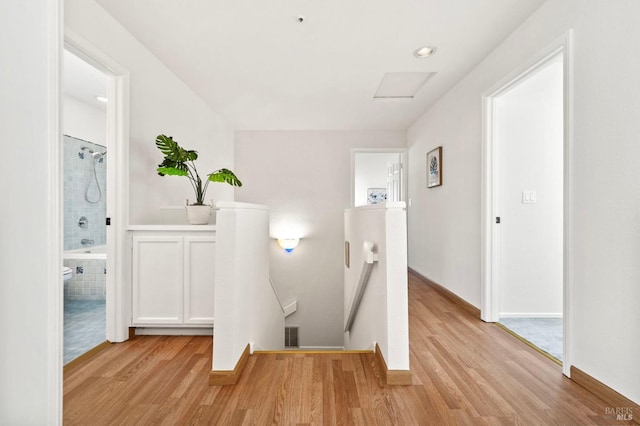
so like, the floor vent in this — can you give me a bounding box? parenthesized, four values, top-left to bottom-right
(285, 326, 299, 348)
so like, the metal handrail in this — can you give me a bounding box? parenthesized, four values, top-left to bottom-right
(269, 276, 286, 314)
(344, 241, 378, 332)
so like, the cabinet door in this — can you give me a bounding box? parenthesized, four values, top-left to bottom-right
(132, 236, 184, 324)
(184, 236, 216, 324)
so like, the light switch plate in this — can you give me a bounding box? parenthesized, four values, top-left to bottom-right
(522, 190, 537, 204)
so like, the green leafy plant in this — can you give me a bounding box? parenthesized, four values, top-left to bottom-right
(155, 134, 242, 205)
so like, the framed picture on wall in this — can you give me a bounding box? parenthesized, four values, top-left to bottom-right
(427, 147, 442, 188)
(367, 188, 387, 204)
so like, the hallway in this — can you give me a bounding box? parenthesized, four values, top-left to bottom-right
(63, 272, 634, 424)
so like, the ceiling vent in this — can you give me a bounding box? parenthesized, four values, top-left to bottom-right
(373, 72, 436, 100)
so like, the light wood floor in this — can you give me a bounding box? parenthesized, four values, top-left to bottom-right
(64, 272, 636, 425)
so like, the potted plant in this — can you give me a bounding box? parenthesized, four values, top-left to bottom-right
(155, 134, 242, 224)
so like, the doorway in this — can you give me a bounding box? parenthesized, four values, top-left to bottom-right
(482, 34, 572, 374)
(352, 149, 407, 207)
(64, 33, 130, 345)
(62, 50, 109, 364)
(496, 55, 564, 362)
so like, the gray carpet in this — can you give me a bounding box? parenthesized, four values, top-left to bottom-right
(499, 318, 563, 361)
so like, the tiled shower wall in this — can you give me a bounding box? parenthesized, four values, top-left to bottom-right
(63, 259, 106, 300)
(64, 135, 106, 251)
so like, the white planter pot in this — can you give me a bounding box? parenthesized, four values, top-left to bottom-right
(186, 205, 211, 225)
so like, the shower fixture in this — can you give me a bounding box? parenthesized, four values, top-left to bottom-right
(78, 216, 88, 228)
(80, 146, 107, 158)
(80, 146, 107, 204)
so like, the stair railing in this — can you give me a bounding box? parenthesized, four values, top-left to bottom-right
(269, 276, 297, 317)
(344, 241, 378, 332)
(269, 277, 286, 314)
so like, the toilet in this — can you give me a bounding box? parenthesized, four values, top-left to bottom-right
(63, 266, 72, 282)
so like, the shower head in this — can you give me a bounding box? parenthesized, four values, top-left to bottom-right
(92, 151, 106, 160)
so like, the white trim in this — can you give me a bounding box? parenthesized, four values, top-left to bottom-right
(127, 224, 217, 232)
(134, 327, 213, 336)
(298, 346, 347, 351)
(561, 31, 575, 378)
(481, 31, 573, 377)
(64, 29, 131, 343)
(216, 201, 269, 210)
(499, 313, 563, 319)
(47, 1, 63, 422)
(350, 148, 408, 208)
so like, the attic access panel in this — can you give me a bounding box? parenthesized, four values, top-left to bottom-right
(373, 72, 436, 99)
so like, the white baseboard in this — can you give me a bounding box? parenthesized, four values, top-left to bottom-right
(298, 346, 346, 351)
(135, 327, 213, 336)
(499, 313, 563, 319)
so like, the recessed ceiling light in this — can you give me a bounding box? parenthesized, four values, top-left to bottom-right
(413, 46, 436, 58)
(96, 96, 108, 103)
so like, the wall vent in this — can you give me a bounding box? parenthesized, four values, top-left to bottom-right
(285, 326, 299, 348)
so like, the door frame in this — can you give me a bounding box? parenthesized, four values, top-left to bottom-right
(481, 31, 573, 376)
(64, 29, 131, 343)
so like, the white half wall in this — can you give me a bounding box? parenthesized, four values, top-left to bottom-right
(0, 0, 62, 423)
(213, 202, 283, 371)
(235, 130, 406, 348)
(344, 203, 409, 370)
(407, 0, 640, 404)
(497, 59, 564, 317)
(65, 0, 235, 224)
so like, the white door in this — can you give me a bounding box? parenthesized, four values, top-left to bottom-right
(483, 48, 567, 369)
(352, 150, 407, 207)
(183, 236, 216, 324)
(132, 236, 184, 324)
(495, 58, 564, 321)
(386, 155, 401, 202)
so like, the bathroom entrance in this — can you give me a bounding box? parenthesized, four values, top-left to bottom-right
(64, 32, 130, 353)
(62, 49, 109, 364)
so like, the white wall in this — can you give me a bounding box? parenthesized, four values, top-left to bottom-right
(344, 203, 409, 370)
(0, 0, 62, 423)
(235, 130, 406, 348)
(354, 152, 398, 207)
(65, 0, 235, 224)
(407, 0, 640, 404)
(213, 202, 283, 371)
(497, 59, 563, 316)
(63, 95, 106, 146)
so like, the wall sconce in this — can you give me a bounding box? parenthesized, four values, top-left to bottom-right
(277, 238, 300, 253)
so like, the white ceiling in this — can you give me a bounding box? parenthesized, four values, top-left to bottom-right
(93, 0, 545, 131)
(63, 50, 108, 111)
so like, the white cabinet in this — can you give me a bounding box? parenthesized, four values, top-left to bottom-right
(184, 236, 216, 324)
(132, 236, 184, 324)
(131, 229, 216, 327)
